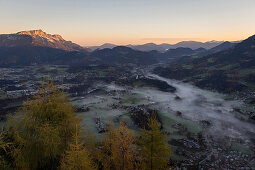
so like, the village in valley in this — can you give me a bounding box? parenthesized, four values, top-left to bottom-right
(0, 64, 254, 169)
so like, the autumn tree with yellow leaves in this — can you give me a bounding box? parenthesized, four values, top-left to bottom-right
(138, 117, 171, 170)
(6, 82, 81, 169)
(0, 131, 12, 170)
(60, 124, 96, 170)
(100, 121, 139, 170)
(0, 81, 172, 170)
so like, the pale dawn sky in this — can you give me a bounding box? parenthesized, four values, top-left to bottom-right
(0, 0, 255, 46)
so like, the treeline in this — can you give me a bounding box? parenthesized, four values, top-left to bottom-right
(0, 82, 171, 170)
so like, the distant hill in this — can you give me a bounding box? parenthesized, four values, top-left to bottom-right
(154, 34, 255, 94)
(0, 30, 244, 67)
(0, 30, 157, 66)
(156, 47, 205, 63)
(0, 46, 97, 66)
(207, 41, 237, 54)
(170, 40, 224, 50)
(86, 42, 237, 64)
(165, 47, 206, 57)
(0, 30, 91, 52)
(127, 43, 171, 52)
(88, 43, 117, 51)
(90, 46, 157, 65)
(0, 45, 157, 66)
(89, 41, 227, 52)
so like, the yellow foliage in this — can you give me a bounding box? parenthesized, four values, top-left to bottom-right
(7, 81, 80, 169)
(138, 117, 171, 170)
(60, 124, 96, 170)
(100, 122, 138, 170)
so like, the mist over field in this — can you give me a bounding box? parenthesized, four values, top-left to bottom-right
(141, 74, 255, 140)
(1, 0, 255, 168)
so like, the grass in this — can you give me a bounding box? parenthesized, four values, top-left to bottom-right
(121, 93, 143, 106)
(231, 142, 253, 155)
(96, 71, 107, 77)
(170, 146, 187, 161)
(239, 68, 255, 76)
(0, 90, 7, 99)
(238, 105, 255, 114)
(207, 65, 218, 71)
(159, 112, 202, 134)
(193, 72, 211, 79)
(192, 56, 200, 59)
(4, 101, 22, 109)
(133, 81, 147, 87)
(232, 111, 249, 121)
(182, 64, 194, 69)
(207, 58, 216, 63)
(221, 63, 239, 70)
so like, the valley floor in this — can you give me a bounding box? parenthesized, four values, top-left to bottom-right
(0, 65, 254, 169)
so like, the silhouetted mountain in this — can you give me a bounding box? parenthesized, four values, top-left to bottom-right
(166, 47, 201, 57)
(0, 30, 245, 67)
(0, 46, 96, 66)
(207, 41, 237, 53)
(0, 45, 158, 66)
(157, 47, 207, 63)
(171, 40, 223, 50)
(88, 41, 226, 52)
(88, 43, 117, 51)
(195, 35, 255, 65)
(0, 30, 91, 52)
(127, 43, 171, 52)
(90, 46, 157, 65)
(128, 41, 223, 51)
(154, 34, 255, 93)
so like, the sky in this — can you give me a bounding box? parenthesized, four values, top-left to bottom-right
(0, 0, 255, 46)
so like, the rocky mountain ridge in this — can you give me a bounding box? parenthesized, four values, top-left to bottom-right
(0, 29, 91, 52)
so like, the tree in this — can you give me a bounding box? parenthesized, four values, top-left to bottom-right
(82, 126, 101, 168)
(7, 81, 80, 169)
(0, 131, 12, 170)
(59, 124, 96, 170)
(100, 121, 138, 170)
(138, 117, 171, 170)
(0, 131, 12, 153)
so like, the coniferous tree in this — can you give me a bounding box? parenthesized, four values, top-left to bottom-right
(59, 124, 96, 170)
(100, 121, 138, 170)
(82, 127, 101, 168)
(0, 131, 11, 153)
(2, 81, 173, 170)
(0, 131, 12, 170)
(138, 117, 171, 170)
(7, 82, 79, 169)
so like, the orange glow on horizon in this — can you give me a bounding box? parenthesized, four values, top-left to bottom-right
(1, 0, 255, 46)
(1, 28, 253, 47)
(70, 34, 251, 46)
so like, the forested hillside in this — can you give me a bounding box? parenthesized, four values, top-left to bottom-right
(0, 82, 171, 170)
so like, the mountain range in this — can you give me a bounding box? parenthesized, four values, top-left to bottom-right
(0, 30, 91, 52)
(154, 34, 255, 94)
(0, 30, 159, 66)
(1, 29, 255, 99)
(0, 29, 248, 67)
(87, 40, 240, 52)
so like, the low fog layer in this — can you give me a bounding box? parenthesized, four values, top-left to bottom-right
(133, 74, 255, 140)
